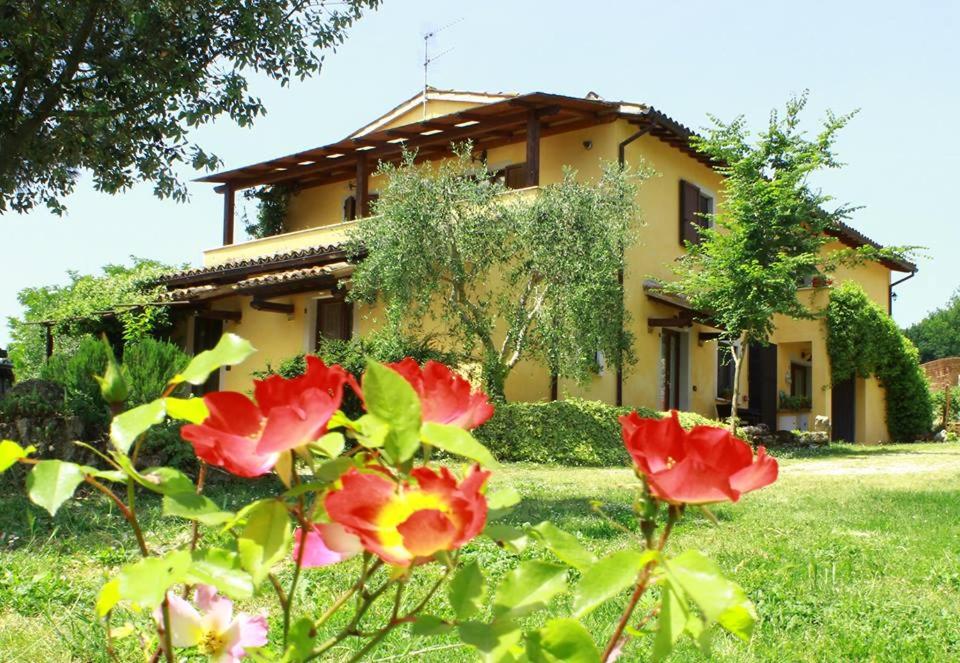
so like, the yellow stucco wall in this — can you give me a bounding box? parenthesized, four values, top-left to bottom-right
(204, 106, 902, 441)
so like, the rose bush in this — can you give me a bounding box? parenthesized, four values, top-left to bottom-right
(0, 333, 777, 662)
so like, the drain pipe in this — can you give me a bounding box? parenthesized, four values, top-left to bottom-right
(889, 270, 916, 315)
(615, 122, 655, 406)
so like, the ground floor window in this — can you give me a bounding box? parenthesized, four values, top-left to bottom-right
(314, 298, 353, 349)
(716, 341, 736, 400)
(790, 362, 812, 399)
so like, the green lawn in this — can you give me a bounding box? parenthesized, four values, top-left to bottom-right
(2, 443, 959, 662)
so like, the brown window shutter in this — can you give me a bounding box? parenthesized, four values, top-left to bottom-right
(343, 196, 357, 221)
(679, 180, 702, 246)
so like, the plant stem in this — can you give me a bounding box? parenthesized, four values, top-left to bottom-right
(600, 505, 679, 662)
(283, 463, 307, 649)
(159, 598, 175, 663)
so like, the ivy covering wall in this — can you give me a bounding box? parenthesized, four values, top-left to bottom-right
(243, 184, 294, 238)
(826, 282, 932, 441)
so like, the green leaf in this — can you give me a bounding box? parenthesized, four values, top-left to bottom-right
(187, 548, 254, 600)
(26, 460, 86, 516)
(652, 582, 688, 661)
(92, 469, 129, 484)
(531, 522, 597, 570)
(527, 618, 601, 663)
(138, 466, 194, 495)
(0, 439, 35, 473)
(487, 487, 521, 511)
(172, 334, 256, 386)
(483, 523, 529, 554)
(237, 500, 292, 585)
(362, 361, 422, 463)
(420, 422, 498, 467)
(164, 396, 209, 424)
(163, 492, 235, 525)
(95, 338, 129, 405)
(458, 620, 523, 661)
(411, 615, 453, 637)
(110, 399, 166, 454)
(448, 560, 486, 620)
(351, 414, 389, 448)
(494, 561, 567, 618)
(97, 550, 192, 615)
(287, 616, 318, 660)
(312, 432, 345, 458)
(665, 550, 757, 641)
(573, 549, 657, 618)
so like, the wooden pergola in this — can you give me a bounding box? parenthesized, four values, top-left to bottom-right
(197, 91, 709, 246)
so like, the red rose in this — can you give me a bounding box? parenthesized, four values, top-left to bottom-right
(325, 465, 490, 566)
(181, 356, 358, 476)
(387, 358, 494, 429)
(619, 411, 778, 505)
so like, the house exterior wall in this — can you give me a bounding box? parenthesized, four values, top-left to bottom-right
(201, 98, 901, 442)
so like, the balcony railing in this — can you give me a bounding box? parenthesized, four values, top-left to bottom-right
(202, 219, 359, 267)
(202, 186, 542, 268)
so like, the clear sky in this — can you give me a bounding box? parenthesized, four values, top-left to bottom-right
(3, 0, 957, 346)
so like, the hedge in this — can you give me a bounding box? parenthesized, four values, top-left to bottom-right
(474, 397, 723, 467)
(826, 283, 933, 441)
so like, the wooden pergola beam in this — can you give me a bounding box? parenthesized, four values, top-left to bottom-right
(250, 298, 295, 315)
(222, 184, 235, 246)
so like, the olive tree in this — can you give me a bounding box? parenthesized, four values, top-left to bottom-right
(347, 146, 646, 399)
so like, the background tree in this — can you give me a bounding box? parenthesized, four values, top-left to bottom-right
(0, 0, 379, 214)
(666, 94, 910, 430)
(6, 257, 175, 378)
(904, 288, 960, 362)
(347, 147, 645, 399)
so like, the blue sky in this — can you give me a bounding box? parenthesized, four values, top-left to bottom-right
(3, 0, 957, 346)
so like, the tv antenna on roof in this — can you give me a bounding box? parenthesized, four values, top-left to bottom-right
(423, 17, 463, 119)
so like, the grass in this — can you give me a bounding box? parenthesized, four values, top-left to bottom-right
(1, 443, 959, 661)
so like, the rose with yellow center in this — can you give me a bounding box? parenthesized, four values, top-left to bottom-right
(154, 585, 267, 662)
(325, 465, 490, 566)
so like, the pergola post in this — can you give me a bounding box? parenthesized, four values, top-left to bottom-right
(44, 323, 54, 359)
(222, 184, 235, 245)
(525, 109, 541, 187)
(356, 155, 370, 218)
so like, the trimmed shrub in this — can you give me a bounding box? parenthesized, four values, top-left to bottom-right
(475, 398, 725, 467)
(827, 283, 933, 441)
(122, 337, 190, 406)
(39, 336, 110, 436)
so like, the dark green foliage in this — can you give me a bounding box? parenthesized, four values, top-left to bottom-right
(122, 338, 190, 407)
(7, 258, 176, 379)
(827, 283, 933, 441)
(138, 421, 195, 471)
(929, 386, 960, 426)
(0, 390, 62, 420)
(474, 399, 724, 467)
(0, 1, 379, 214)
(243, 185, 296, 239)
(39, 336, 110, 435)
(904, 289, 960, 362)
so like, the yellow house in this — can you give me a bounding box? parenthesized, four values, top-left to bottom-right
(162, 89, 916, 444)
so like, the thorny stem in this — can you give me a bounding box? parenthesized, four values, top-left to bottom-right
(284, 460, 308, 649)
(600, 504, 681, 663)
(159, 599, 175, 663)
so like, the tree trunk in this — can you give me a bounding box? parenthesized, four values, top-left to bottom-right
(481, 353, 509, 403)
(728, 336, 747, 433)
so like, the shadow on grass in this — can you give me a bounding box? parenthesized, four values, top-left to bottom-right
(767, 443, 956, 460)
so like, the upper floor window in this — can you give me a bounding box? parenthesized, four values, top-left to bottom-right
(343, 193, 379, 221)
(679, 180, 713, 246)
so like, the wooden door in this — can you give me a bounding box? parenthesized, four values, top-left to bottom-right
(748, 342, 778, 429)
(661, 330, 682, 410)
(193, 317, 223, 394)
(832, 378, 856, 442)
